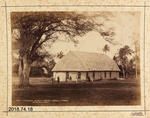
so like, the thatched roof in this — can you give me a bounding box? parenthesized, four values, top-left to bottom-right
(52, 51, 120, 72)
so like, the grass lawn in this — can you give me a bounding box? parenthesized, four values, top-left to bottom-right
(12, 77, 141, 106)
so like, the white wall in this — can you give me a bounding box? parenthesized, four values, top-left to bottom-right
(106, 72, 110, 79)
(92, 71, 119, 80)
(69, 72, 77, 81)
(53, 72, 66, 81)
(88, 72, 93, 81)
(53, 72, 87, 82)
(95, 72, 104, 80)
(53, 71, 119, 82)
(81, 72, 86, 80)
(95, 72, 100, 80)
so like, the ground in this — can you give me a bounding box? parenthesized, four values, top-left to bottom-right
(12, 76, 141, 106)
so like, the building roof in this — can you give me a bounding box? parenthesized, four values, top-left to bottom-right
(52, 51, 120, 72)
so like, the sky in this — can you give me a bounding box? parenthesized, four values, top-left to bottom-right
(45, 11, 140, 59)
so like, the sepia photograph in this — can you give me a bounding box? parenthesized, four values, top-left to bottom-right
(11, 11, 141, 106)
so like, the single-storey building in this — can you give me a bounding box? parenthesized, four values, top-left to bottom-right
(52, 51, 120, 82)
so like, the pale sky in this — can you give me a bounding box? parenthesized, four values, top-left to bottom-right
(46, 12, 140, 59)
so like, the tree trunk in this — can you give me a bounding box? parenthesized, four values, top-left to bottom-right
(18, 59, 24, 86)
(122, 69, 125, 79)
(18, 55, 31, 87)
(122, 66, 126, 79)
(135, 65, 138, 79)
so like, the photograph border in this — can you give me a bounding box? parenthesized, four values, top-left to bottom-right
(2, 1, 149, 116)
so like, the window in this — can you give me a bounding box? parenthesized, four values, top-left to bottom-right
(78, 72, 81, 79)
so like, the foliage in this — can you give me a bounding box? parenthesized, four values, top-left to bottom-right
(11, 12, 115, 63)
(113, 45, 135, 78)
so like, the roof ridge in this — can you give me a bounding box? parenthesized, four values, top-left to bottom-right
(69, 50, 105, 55)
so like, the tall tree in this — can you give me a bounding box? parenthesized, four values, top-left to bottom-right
(11, 12, 115, 87)
(113, 45, 134, 79)
(102, 44, 110, 54)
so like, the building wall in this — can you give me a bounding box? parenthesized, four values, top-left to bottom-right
(53, 72, 87, 82)
(53, 71, 119, 82)
(111, 72, 119, 79)
(81, 72, 86, 81)
(93, 71, 119, 80)
(106, 72, 109, 79)
(105, 71, 119, 79)
(68, 72, 77, 81)
(69, 72, 87, 81)
(95, 72, 104, 80)
(101, 72, 105, 79)
(53, 72, 66, 81)
(95, 72, 100, 80)
(88, 72, 93, 81)
(90, 72, 113, 80)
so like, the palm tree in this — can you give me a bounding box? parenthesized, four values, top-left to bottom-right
(57, 51, 64, 59)
(102, 44, 110, 54)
